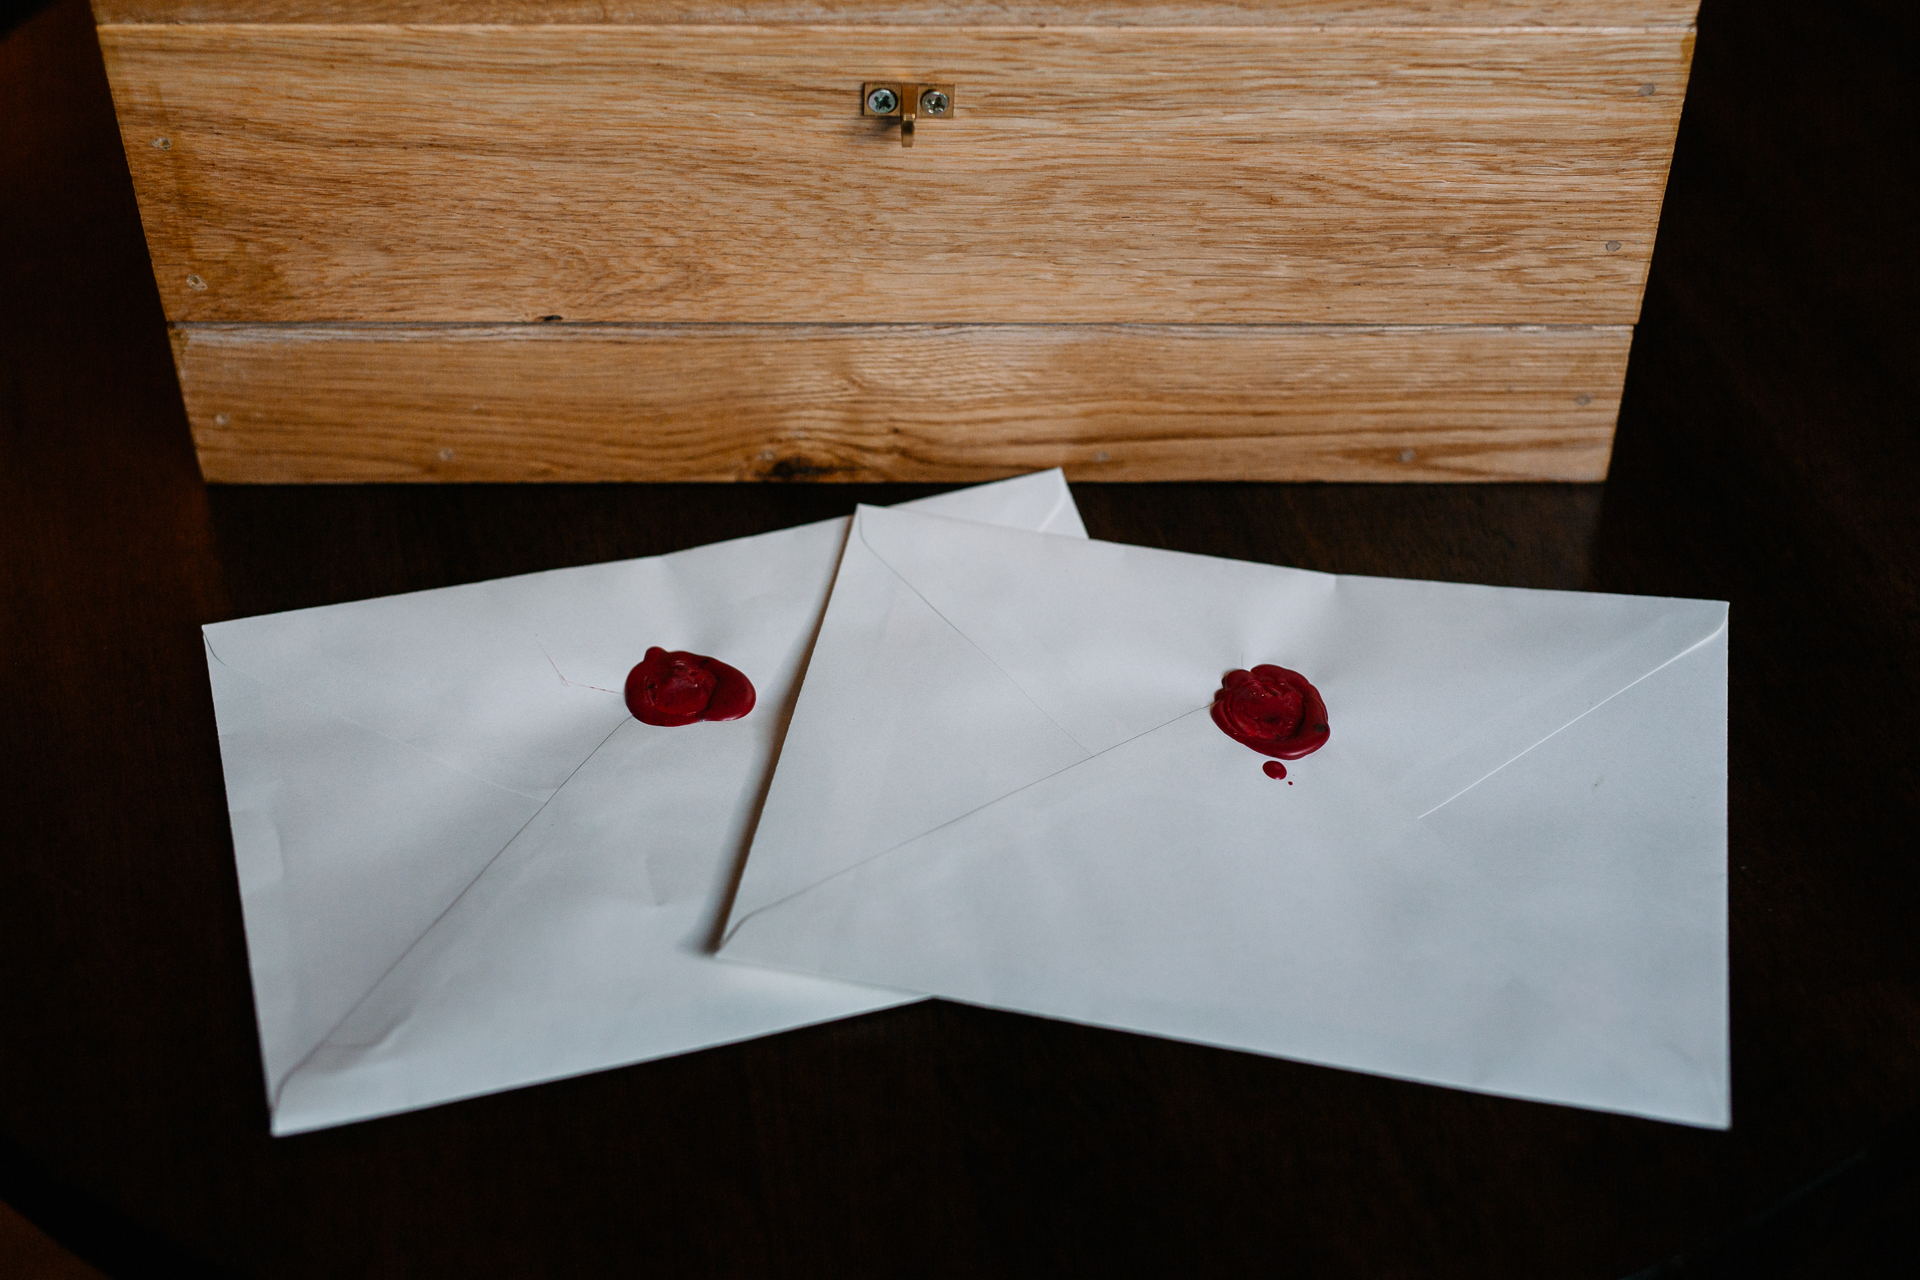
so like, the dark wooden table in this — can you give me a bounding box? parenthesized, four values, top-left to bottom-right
(4, 1, 1916, 1274)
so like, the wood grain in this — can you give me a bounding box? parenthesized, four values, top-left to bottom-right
(90, 1, 1702, 26)
(172, 322, 1629, 481)
(101, 25, 1691, 326)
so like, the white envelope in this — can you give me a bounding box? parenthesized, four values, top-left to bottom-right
(720, 505, 1731, 1127)
(205, 472, 1086, 1134)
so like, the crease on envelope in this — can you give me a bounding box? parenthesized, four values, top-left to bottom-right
(208, 598, 634, 800)
(264, 714, 632, 1102)
(273, 735, 926, 1131)
(205, 470, 1088, 1132)
(720, 505, 1730, 1126)
(533, 636, 623, 695)
(723, 512, 1092, 922)
(205, 636, 565, 802)
(205, 648, 568, 1097)
(1411, 612, 1729, 820)
(722, 699, 1209, 939)
(855, 515, 1101, 754)
(1307, 571, 1729, 820)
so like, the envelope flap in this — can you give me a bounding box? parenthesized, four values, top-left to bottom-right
(854, 505, 1338, 755)
(202, 520, 843, 799)
(854, 507, 1729, 812)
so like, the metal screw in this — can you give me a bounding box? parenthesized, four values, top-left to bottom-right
(921, 90, 950, 116)
(866, 87, 899, 114)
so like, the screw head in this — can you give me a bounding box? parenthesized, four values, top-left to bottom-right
(921, 90, 950, 116)
(866, 87, 899, 115)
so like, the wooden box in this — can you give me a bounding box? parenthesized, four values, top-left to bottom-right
(92, 1, 1695, 482)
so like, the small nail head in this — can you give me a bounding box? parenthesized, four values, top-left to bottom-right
(1575, 393, 1594, 406)
(185, 274, 207, 291)
(1399, 449, 1417, 463)
(438, 448, 455, 461)
(1094, 450, 1111, 463)
(1638, 83, 1657, 96)
(1605, 240, 1622, 252)
(152, 137, 171, 150)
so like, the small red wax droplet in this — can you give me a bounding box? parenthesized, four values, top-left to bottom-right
(624, 646, 756, 727)
(1263, 761, 1287, 780)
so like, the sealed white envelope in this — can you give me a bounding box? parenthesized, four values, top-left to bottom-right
(720, 506, 1730, 1127)
(205, 472, 1085, 1134)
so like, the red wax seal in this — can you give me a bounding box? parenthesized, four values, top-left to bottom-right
(624, 647, 756, 727)
(1211, 665, 1329, 779)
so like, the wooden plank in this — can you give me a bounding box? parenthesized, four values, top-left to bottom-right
(92, 2, 1702, 27)
(102, 25, 1691, 326)
(173, 322, 1630, 481)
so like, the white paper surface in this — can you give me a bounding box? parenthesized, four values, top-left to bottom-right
(721, 506, 1730, 1127)
(206, 472, 1085, 1134)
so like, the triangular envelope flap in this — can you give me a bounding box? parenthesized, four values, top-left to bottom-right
(726, 512, 1089, 923)
(725, 624, 1730, 1126)
(202, 519, 847, 799)
(206, 651, 546, 1100)
(853, 507, 1729, 815)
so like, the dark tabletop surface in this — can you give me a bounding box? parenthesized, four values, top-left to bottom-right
(4, 0, 1917, 1275)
